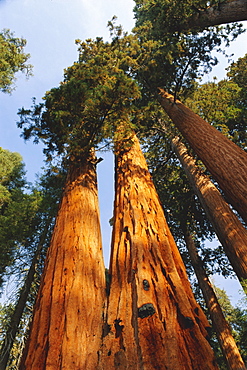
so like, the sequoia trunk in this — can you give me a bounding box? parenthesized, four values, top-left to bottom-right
(20, 153, 106, 370)
(171, 135, 247, 284)
(184, 229, 246, 370)
(158, 89, 247, 225)
(98, 134, 218, 369)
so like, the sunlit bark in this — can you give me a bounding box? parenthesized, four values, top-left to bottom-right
(98, 134, 218, 369)
(158, 89, 247, 226)
(20, 153, 106, 370)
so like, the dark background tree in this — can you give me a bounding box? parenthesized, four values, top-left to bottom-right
(0, 148, 41, 290)
(0, 168, 64, 369)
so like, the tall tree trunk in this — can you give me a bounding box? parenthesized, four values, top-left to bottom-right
(183, 227, 246, 370)
(158, 89, 247, 226)
(177, 0, 247, 32)
(171, 135, 247, 285)
(0, 219, 52, 370)
(98, 134, 218, 369)
(19, 152, 106, 370)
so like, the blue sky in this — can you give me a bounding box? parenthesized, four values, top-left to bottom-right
(0, 0, 246, 303)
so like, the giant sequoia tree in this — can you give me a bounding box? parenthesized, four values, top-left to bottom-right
(98, 133, 218, 369)
(20, 154, 106, 369)
(17, 36, 140, 368)
(158, 89, 247, 225)
(171, 135, 247, 283)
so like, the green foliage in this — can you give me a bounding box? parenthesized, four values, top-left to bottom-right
(0, 29, 32, 93)
(232, 308, 247, 361)
(0, 303, 19, 368)
(0, 299, 31, 368)
(0, 166, 64, 368)
(0, 149, 31, 287)
(18, 30, 141, 163)
(0, 188, 42, 288)
(134, 0, 234, 32)
(227, 53, 247, 89)
(0, 148, 64, 291)
(210, 286, 247, 367)
(0, 303, 14, 338)
(0, 148, 26, 207)
(133, 0, 245, 97)
(226, 53, 247, 150)
(186, 78, 247, 150)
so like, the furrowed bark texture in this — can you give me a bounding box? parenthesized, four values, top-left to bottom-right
(171, 136, 247, 283)
(184, 230, 247, 370)
(158, 89, 247, 226)
(20, 154, 106, 370)
(178, 0, 247, 31)
(98, 134, 218, 370)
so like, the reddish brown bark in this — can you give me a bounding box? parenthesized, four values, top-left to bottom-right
(158, 89, 247, 226)
(171, 136, 247, 283)
(184, 229, 246, 370)
(177, 0, 247, 32)
(20, 153, 106, 370)
(98, 134, 218, 369)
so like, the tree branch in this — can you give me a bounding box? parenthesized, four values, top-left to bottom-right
(179, 0, 247, 31)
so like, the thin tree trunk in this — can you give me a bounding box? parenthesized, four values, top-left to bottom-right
(0, 219, 52, 370)
(19, 152, 106, 370)
(183, 228, 246, 370)
(98, 134, 218, 369)
(177, 0, 247, 32)
(158, 89, 247, 226)
(171, 135, 247, 285)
